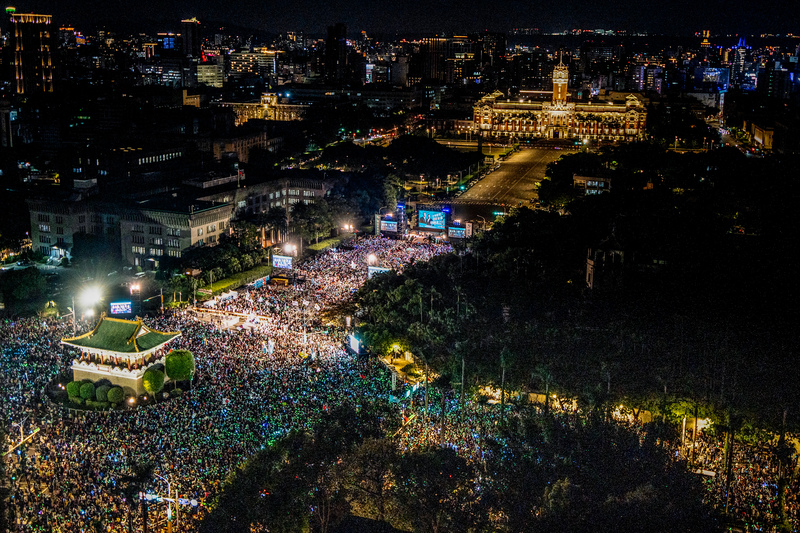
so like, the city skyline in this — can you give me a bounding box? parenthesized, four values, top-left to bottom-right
(6, 0, 798, 36)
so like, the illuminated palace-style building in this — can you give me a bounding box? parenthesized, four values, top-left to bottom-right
(62, 315, 181, 396)
(474, 56, 647, 142)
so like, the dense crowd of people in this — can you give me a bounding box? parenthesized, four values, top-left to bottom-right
(213, 236, 450, 322)
(695, 433, 800, 531)
(1, 237, 451, 532)
(2, 236, 798, 532)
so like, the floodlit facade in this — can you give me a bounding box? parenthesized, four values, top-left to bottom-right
(63, 316, 181, 396)
(474, 57, 647, 142)
(217, 93, 309, 126)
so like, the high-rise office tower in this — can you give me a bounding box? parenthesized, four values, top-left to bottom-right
(731, 37, 747, 86)
(181, 17, 201, 58)
(390, 56, 409, 86)
(7, 7, 55, 94)
(421, 36, 450, 82)
(472, 31, 506, 66)
(325, 23, 348, 83)
(700, 30, 711, 50)
(0, 100, 12, 148)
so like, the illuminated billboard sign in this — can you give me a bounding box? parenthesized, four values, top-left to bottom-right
(380, 220, 398, 232)
(418, 210, 445, 230)
(367, 266, 391, 279)
(448, 226, 466, 239)
(110, 301, 133, 315)
(272, 255, 293, 269)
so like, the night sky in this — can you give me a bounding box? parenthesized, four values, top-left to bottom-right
(6, 0, 796, 36)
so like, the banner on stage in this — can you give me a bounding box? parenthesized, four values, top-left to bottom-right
(273, 255, 293, 269)
(367, 266, 391, 279)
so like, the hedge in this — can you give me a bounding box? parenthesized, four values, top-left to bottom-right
(66, 381, 81, 398)
(96, 385, 111, 402)
(79, 382, 96, 400)
(107, 386, 124, 404)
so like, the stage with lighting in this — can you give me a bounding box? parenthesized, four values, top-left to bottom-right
(62, 315, 181, 396)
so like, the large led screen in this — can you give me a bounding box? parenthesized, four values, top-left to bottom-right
(418, 210, 445, 230)
(448, 226, 466, 239)
(380, 220, 398, 232)
(110, 301, 132, 315)
(272, 255, 293, 269)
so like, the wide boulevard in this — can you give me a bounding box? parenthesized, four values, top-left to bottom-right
(455, 147, 565, 207)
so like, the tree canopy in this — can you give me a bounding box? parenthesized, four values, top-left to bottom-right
(0, 267, 47, 305)
(353, 193, 799, 435)
(200, 401, 717, 533)
(142, 367, 165, 397)
(165, 349, 195, 383)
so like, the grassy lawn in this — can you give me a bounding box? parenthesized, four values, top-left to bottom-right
(307, 233, 354, 252)
(199, 264, 272, 296)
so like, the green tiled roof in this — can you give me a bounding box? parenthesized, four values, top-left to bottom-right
(62, 315, 181, 354)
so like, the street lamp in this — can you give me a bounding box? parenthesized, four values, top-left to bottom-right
(70, 296, 76, 335)
(70, 286, 102, 330)
(80, 286, 102, 308)
(129, 283, 142, 316)
(10, 416, 28, 443)
(154, 473, 173, 529)
(367, 253, 378, 266)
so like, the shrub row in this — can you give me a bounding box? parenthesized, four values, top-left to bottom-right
(66, 379, 125, 409)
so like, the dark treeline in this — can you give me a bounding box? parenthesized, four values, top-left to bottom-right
(201, 404, 715, 533)
(356, 210, 797, 430)
(356, 143, 800, 433)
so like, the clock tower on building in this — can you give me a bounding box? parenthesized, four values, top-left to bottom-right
(552, 52, 569, 104)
